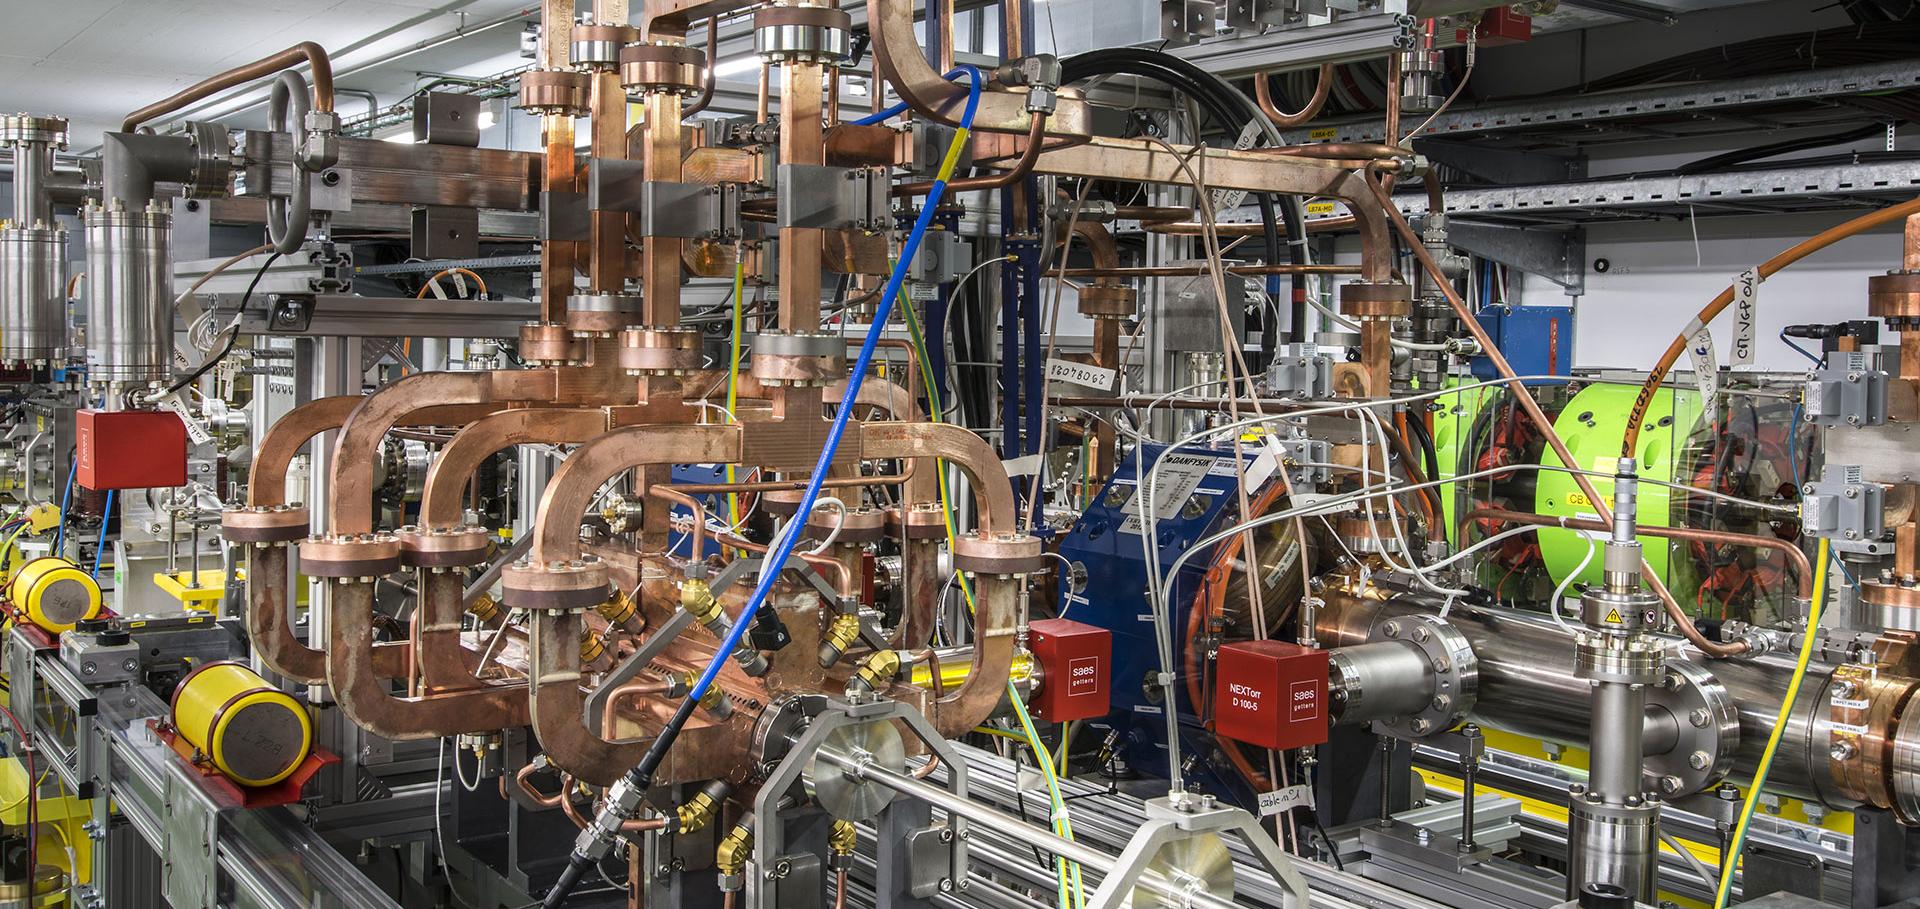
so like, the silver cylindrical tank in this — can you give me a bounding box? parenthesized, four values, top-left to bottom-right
(83, 201, 172, 387)
(0, 227, 66, 366)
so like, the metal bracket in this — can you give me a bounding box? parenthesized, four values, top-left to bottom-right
(777, 165, 889, 231)
(160, 763, 220, 909)
(1442, 220, 1586, 297)
(1085, 796, 1309, 909)
(541, 189, 590, 241)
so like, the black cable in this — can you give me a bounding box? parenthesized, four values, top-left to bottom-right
(1676, 124, 1884, 175)
(167, 252, 283, 394)
(1406, 412, 1442, 493)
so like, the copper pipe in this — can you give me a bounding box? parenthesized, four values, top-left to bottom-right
(623, 815, 669, 834)
(834, 869, 849, 909)
(1112, 205, 1192, 222)
(936, 0, 956, 72)
(756, 62, 771, 123)
(671, 470, 912, 496)
(123, 41, 334, 132)
(651, 485, 709, 561)
(683, 16, 720, 117)
(1906, 212, 1920, 272)
(1060, 263, 1359, 279)
(1268, 142, 1404, 161)
(1384, 53, 1403, 150)
(894, 111, 1048, 196)
(1148, 215, 1357, 237)
(1464, 508, 1814, 600)
(1254, 64, 1333, 129)
(515, 761, 566, 807)
(560, 774, 590, 829)
(912, 752, 941, 779)
(714, 530, 854, 595)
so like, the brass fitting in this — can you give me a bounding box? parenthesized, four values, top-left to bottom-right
(697, 682, 735, 720)
(682, 577, 721, 625)
(598, 590, 645, 634)
(676, 780, 729, 835)
(715, 821, 754, 877)
(853, 649, 903, 693)
(829, 818, 856, 857)
(467, 593, 501, 625)
(580, 630, 608, 669)
(818, 612, 861, 668)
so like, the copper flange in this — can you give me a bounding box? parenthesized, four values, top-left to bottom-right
(1868, 272, 1920, 325)
(1077, 284, 1138, 320)
(566, 293, 642, 338)
(952, 532, 1045, 576)
(753, 6, 853, 64)
(222, 505, 311, 545)
(886, 503, 948, 541)
(750, 331, 845, 387)
(617, 326, 703, 375)
(573, 23, 640, 70)
(299, 533, 403, 578)
(396, 525, 494, 569)
(520, 322, 588, 366)
(763, 488, 807, 516)
(501, 557, 612, 611)
(1828, 661, 1920, 817)
(805, 505, 887, 545)
(1334, 511, 1408, 554)
(1339, 282, 1413, 319)
(619, 43, 707, 96)
(517, 69, 591, 116)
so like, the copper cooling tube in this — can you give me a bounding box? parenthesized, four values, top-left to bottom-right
(651, 485, 710, 561)
(681, 16, 720, 118)
(1254, 63, 1334, 128)
(1060, 263, 1360, 279)
(1464, 507, 1814, 600)
(560, 775, 590, 829)
(1269, 142, 1405, 162)
(1113, 205, 1192, 223)
(123, 41, 334, 132)
(1147, 215, 1357, 237)
(1359, 164, 1744, 658)
(601, 679, 675, 741)
(671, 468, 914, 497)
(894, 111, 1048, 197)
(515, 761, 566, 808)
(713, 530, 854, 596)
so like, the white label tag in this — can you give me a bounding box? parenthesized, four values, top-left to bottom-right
(1244, 434, 1286, 491)
(1257, 784, 1315, 816)
(1730, 268, 1760, 366)
(1686, 325, 1719, 405)
(1046, 357, 1117, 392)
(1001, 453, 1043, 477)
(156, 393, 214, 446)
(1210, 121, 1263, 215)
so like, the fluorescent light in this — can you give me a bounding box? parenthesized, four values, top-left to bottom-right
(478, 109, 497, 129)
(712, 56, 761, 78)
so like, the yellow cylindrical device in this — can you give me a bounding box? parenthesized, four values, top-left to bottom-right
(8, 557, 102, 633)
(170, 661, 313, 787)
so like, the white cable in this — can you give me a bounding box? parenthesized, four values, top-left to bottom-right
(1550, 527, 1597, 635)
(436, 738, 475, 909)
(452, 739, 483, 793)
(803, 496, 847, 555)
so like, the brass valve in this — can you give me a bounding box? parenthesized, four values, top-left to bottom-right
(853, 649, 903, 693)
(676, 780, 729, 835)
(697, 681, 735, 719)
(682, 577, 721, 625)
(467, 593, 501, 625)
(715, 820, 754, 877)
(818, 612, 861, 668)
(580, 630, 609, 669)
(598, 590, 645, 634)
(828, 819, 856, 869)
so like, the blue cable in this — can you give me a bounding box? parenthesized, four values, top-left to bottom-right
(53, 461, 74, 556)
(852, 99, 912, 125)
(541, 66, 986, 909)
(1780, 330, 1823, 367)
(682, 66, 983, 714)
(92, 490, 113, 580)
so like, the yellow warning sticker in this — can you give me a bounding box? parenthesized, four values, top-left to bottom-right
(1605, 608, 1622, 624)
(1309, 127, 1337, 140)
(1306, 202, 1337, 216)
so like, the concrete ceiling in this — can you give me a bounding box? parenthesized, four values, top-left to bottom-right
(0, 0, 538, 148)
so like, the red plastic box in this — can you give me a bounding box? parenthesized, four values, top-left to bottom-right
(76, 409, 187, 490)
(1459, 8, 1531, 47)
(1214, 640, 1329, 751)
(1029, 618, 1111, 722)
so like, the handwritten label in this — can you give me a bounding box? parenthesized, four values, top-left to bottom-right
(156, 393, 213, 446)
(1046, 357, 1117, 391)
(1258, 784, 1315, 816)
(1001, 453, 1043, 477)
(1687, 324, 1719, 406)
(1730, 268, 1759, 366)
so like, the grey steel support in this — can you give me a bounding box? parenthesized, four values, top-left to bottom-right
(1439, 221, 1585, 297)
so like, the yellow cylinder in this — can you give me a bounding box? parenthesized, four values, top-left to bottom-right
(8, 557, 101, 633)
(170, 661, 313, 787)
